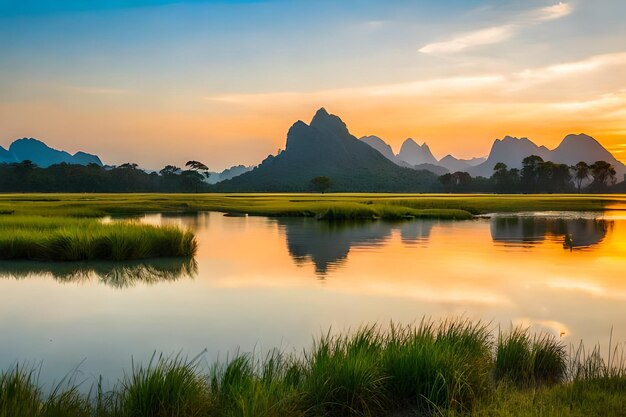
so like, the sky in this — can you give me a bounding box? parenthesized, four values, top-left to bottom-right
(1, 0, 625, 170)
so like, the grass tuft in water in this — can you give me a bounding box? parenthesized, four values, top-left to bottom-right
(0, 216, 197, 261)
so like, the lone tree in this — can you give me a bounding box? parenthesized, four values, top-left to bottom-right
(310, 176, 332, 193)
(185, 160, 210, 179)
(572, 161, 590, 193)
(185, 161, 210, 193)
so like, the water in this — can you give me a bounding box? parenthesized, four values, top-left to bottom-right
(1, 211, 625, 387)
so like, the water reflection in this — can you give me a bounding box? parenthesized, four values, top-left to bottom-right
(490, 216, 612, 250)
(278, 218, 434, 275)
(0, 258, 196, 288)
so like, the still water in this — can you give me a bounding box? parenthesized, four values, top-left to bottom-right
(1, 211, 625, 386)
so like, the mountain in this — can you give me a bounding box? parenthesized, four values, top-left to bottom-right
(468, 134, 626, 179)
(463, 156, 487, 167)
(359, 135, 412, 167)
(468, 136, 550, 177)
(397, 138, 438, 166)
(360, 136, 396, 161)
(4, 138, 103, 167)
(206, 164, 253, 184)
(0, 146, 17, 164)
(215, 108, 439, 192)
(361, 135, 487, 175)
(414, 163, 449, 176)
(438, 155, 471, 172)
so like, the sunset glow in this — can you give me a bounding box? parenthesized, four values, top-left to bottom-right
(1, 0, 625, 170)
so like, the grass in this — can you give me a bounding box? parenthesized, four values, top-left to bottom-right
(0, 216, 197, 262)
(1, 193, 625, 221)
(0, 320, 624, 416)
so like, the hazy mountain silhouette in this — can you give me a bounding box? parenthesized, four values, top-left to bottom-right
(0, 146, 17, 164)
(438, 154, 487, 172)
(413, 163, 449, 176)
(438, 155, 471, 172)
(5, 138, 103, 167)
(206, 164, 253, 184)
(215, 108, 439, 192)
(490, 217, 611, 249)
(361, 135, 486, 175)
(469, 134, 626, 178)
(279, 218, 434, 276)
(360, 135, 397, 162)
(397, 138, 438, 166)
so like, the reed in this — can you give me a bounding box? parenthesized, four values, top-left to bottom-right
(0, 322, 623, 416)
(0, 216, 197, 261)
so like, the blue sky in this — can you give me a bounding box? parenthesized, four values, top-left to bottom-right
(1, 0, 625, 169)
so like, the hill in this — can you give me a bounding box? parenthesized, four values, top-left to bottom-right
(3, 138, 103, 167)
(215, 108, 439, 192)
(469, 134, 626, 179)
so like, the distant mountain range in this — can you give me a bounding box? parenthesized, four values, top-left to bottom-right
(4, 111, 625, 190)
(215, 108, 439, 192)
(206, 165, 253, 184)
(0, 138, 102, 167)
(359, 132, 625, 181)
(359, 135, 486, 174)
(467, 134, 626, 179)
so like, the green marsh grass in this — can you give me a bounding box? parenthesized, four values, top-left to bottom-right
(495, 328, 567, 387)
(1, 193, 624, 221)
(0, 216, 197, 261)
(0, 322, 624, 416)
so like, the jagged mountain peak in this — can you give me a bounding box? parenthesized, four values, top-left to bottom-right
(398, 137, 437, 166)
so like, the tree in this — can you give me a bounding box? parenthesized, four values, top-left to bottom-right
(310, 176, 332, 193)
(185, 160, 209, 179)
(521, 155, 544, 193)
(589, 161, 616, 191)
(440, 172, 472, 193)
(159, 165, 180, 176)
(439, 173, 453, 192)
(572, 161, 590, 193)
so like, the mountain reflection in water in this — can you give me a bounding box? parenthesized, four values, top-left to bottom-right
(276, 215, 613, 275)
(278, 218, 435, 275)
(0, 258, 196, 288)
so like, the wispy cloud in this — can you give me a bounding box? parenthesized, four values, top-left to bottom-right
(418, 2, 573, 55)
(205, 51, 626, 104)
(514, 52, 626, 82)
(418, 25, 514, 54)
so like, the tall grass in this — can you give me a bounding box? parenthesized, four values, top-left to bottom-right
(495, 328, 567, 387)
(0, 322, 623, 416)
(0, 216, 197, 261)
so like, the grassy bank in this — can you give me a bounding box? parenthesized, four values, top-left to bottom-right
(1, 321, 624, 417)
(0, 216, 197, 261)
(1, 193, 625, 221)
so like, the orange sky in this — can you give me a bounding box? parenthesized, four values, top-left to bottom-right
(1, 1, 625, 170)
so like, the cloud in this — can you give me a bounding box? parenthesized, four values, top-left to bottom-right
(418, 25, 514, 54)
(535, 2, 572, 21)
(204, 51, 626, 107)
(514, 52, 626, 81)
(419, 2, 573, 55)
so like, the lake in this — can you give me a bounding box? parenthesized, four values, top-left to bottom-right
(1, 210, 625, 387)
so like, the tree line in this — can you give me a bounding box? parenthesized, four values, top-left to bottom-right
(0, 160, 212, 193)
(0, 156, 619, 193)
(438, 156, 618, 193)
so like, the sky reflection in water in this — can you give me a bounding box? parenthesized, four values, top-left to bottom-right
(1, 211, 625, 387)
